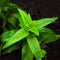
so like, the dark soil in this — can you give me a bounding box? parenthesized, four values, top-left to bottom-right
(1, 0, 60, 60)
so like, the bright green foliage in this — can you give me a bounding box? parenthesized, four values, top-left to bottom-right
(27, 36, 42, 60)
(1, 30, 17, 42)
(0, 6, 60, 60)
(33, 18, 58, 30)
(1, 30, 21, 54)
(29, 25, 39, 36)
(2, 29, 29, 49)
(22, 43, 33, 60)
(18, 8, 32, 28)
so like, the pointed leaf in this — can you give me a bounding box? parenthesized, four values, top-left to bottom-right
(1, 30, 17, 42)
(3, 29, 29, 49)
(17, 8, 32, 27)
(33, 18, 58, 30)
(27, 36, 42, 60)
(1, 30, 21, 54)
(22, 43, 33, 60)
(28, 13, 32, 22)
(38, 27, 60, 44)
(2, 42, 21, 54)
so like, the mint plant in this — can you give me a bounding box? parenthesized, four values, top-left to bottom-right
(0, 0, 19, 32)
(1, 8, 60, 60)
(0, 0, 20, 55)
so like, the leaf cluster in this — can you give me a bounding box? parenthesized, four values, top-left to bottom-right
(0, 0, 60, 60)
(0, 0, 20, 32)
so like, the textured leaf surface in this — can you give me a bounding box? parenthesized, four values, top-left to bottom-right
(33, 18, 58, 30)
(18, 8, 32, 27)
(38, 27, 60, 44)
(29, 22, 39, 36)
(27, 36, 42, 60)
(1, 30, 21, 54)
(1, 30, 17, 42)
(29, 26, 39, 36)
(3, 29, 29, 49)
(22, 43, 33, 60)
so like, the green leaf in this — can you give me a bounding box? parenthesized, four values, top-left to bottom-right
(8, 3, 19, 8)
(8, 14, 18, 28)
(2, 29, 29, 49)
(41, 49, 46, 58)
(33, 18, 58, 30)
(1, 30, 17, 42)
(17, 8, 32, 27)
(28, 13, 32, 22)
(29, 17, 58, 36)
(0, 7, 2, 13)
(29, 25, 39, 36)
(28, 22, 39, 36)
(38, 27, 60, 44)
(22, 43, 33, 60)
(14, 13, 20, 19)
(1, 30, 21, 54)
(1, 30, 19, 54)
(27, 36, 42, 60)
(2, 42, 21, 54)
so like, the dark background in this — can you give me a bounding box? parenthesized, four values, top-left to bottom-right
(1, 0, 60, 60)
